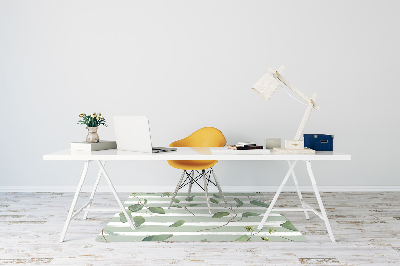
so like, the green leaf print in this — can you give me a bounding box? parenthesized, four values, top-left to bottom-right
(187, 204, 200, 207)
(234, 198, 243, 207)
(128, 204, 143, 212)
(173, 199, 180, 203)
(242, 212, 260, 218)
(161, 192, 170, 197)
(281, 221, 298, 231)
(169, 220, 185, 227)
(212, 212, 230, 218)
(185, 196, 194, 202)
(171, 204, 182, 208)
(119, 211, 132, 223)
(210, 198, 219, 204)
(250, 200, 269, 208)
(213, 193, 221, 198)
(143, 199, 148, 204)
(235, 235, 250, 241)
(133, 216, 145, 227)
(104, 230, 118, 236)
(149, 207, 165, 214)
(142, 234, 173, 241)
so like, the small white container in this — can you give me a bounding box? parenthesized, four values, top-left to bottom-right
(265, 138, 281, 149)
(285, 140, 304, 150)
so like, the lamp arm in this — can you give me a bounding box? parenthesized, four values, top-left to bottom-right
(273, 72, 320, 111)
(294, 93, 317, 140)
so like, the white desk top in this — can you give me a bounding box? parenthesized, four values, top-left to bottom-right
(43, 147, 351, 161)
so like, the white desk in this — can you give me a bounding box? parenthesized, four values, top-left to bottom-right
(43, 148, 351, 242)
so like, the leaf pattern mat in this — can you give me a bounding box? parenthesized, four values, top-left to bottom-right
(96, 192, 307, 242)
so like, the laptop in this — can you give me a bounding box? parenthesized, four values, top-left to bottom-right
(113, 116, 177, 153)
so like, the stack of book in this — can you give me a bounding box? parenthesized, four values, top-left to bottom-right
(70, 140, 117, 151)
(227, 142, 263, 150)
(211, 142, 270, 155)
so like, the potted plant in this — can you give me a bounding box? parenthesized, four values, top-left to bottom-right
(77, 112, 107, 143)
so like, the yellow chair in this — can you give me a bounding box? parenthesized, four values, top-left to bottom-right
(168, 127, 227, 214)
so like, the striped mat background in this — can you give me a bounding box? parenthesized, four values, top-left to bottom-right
(96, 192, 306, 242)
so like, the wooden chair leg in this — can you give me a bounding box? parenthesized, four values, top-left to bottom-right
(168, 170, 186, 209)
(211, 168, 227, 203)
(187, 170, 194, 198)
(203, 169, 212, 215)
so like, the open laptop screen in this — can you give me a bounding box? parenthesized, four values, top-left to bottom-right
(114, 116, 153, 153)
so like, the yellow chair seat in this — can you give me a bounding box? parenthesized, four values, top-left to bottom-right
(168, 160, 218, 171)
(167, 127, 226, 170)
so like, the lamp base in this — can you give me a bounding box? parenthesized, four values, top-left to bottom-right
(273, 147, 315, 154)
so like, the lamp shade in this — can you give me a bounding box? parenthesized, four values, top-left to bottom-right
(251, 73, 280, 101)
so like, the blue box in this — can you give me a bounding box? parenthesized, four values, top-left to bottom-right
(304, 134, 334, 151)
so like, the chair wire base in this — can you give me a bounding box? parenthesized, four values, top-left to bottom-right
(178, 169, 216, 191)
(168, 167, 226, 214)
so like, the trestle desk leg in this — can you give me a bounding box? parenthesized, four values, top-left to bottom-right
(257, 160, 297, 230)
(83, 161, 106, 219)
(306, 160, 336, 242)
(97, 160, 136, 231)
(59, 160, 89, 242)
(288, 160, 309, 220)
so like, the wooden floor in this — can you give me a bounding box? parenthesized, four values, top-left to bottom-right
(0, 191, 399, 265)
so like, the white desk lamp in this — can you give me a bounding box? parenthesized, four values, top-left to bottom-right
(252, 66, 319, 154)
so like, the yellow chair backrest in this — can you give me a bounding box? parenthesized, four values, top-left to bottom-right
(170, 127, 226, 148)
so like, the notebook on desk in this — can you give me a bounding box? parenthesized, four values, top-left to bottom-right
(113, 116, 176, 153)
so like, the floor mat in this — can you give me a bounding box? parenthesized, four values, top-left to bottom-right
(96, 192, 307, 242)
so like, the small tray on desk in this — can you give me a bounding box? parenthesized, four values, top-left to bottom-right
(211, 147, 270, 155)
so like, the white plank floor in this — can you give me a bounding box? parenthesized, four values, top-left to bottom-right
(0, 191, 399, 265)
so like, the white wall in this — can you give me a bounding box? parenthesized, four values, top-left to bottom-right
(1, 0, 399, 190)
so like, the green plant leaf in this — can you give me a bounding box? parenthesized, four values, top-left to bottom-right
(128, 204, 143, 212)
(250, 200, 269, 208)
(169, 220, 185, 227)
(200, 239, 207, 242)
(149, 207, 165, 214)
(235, 235, 250, 241)
(143, 199, 147, 204)
(234, 198, 243, 207)
(161, 192, 170, 197)
(187, 204, 200, 207)
(142, 234, 173, 241)
(171, 204, 182, 208)
(210, 198, 219, 204)
(173, 199, 180, 203)
(186, 196, 194, 202)
(213, 193, 221, 198)
(212, 212, 230, 218)
(133, 216, 145, 227)
(281, 221, 298, 231)
(242, 212, 260, 218)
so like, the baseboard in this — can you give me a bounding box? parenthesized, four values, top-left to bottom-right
(1, 186, 400, 192)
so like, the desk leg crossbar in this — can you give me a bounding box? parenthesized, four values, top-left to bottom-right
(59, 160, 135, 243)
(257, 160, 336, 242)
